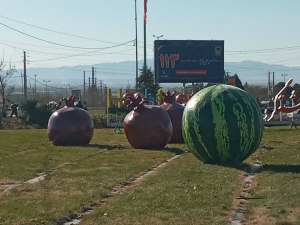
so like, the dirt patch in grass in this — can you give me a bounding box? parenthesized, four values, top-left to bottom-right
(244, 207, 300, 225)
(285, 208, 300, 224)
(0, 178, 21, 185)
(244, 207, 276, 225)
(229, 161, 263, 224)
(231, 171, 248, 212)
(56, 162, 75, 169)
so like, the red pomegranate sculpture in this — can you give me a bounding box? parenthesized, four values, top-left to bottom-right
(124, 99, 173, 149)
(161, 91, 185, 143)
(123, 92, 143, 110)
(47, 95, 94, 146)
(175, 94, 187, 104)
(122, 93, 134, 108)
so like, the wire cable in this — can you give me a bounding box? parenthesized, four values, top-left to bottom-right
(0, 22, 134, 50)
(0, 14, 122, 45)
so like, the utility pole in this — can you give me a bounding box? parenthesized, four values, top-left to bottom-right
(20, 72, 23, 92)
(83, 71, 85, 101)
(34, 75, 37, 97)
(91, 67, 95, 107)
(92, 67, 95, 88)
(135, 0, 138, 91)
(63, 83, 70, 97)
(272, 72, 275, 98)
(23, 51, 27, 101)
(104, 84, 107, 112)
(99, 80, 103, 106)
(43, 80, 50, 94)
(88, 77, 91, 106)
(143, 0, 147, 79)
(267, 72, 271, 101)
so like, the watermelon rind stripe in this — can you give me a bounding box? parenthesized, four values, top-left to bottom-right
(183, 86, 216, 163)
(211, 86, 230, 161)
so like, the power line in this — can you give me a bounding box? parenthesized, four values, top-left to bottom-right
(33, 79, 84, 90)
(226, 64, 300, 71)
(1, 15, 300, 57)
(32, 48, 135, 57)
(0, 22, 134, 50)
(0, 39, 92, 52)
(0, 40, 135, 59)
(26, 41, 134, 62)
(226, 46, 300, 54)
(27, 62, 136, 75)
(0, 14, 122, 45)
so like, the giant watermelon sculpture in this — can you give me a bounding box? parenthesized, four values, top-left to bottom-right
(182, 84, 264, 165)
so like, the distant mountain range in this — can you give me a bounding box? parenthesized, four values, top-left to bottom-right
(20, 60, 300, 89)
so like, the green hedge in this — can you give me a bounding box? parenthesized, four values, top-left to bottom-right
(18, 100, 53, 128)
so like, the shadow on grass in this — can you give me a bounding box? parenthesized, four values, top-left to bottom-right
(86, 144, 125, 150)
(163, 147, 186, 155)
(140, 147, 186, 155)
(259, 164, 300, 173)
(205, 162, 251, 172)
(222, 163, 300, 174)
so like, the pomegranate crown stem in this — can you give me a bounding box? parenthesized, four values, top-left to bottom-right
(62, 95, 76, 107)
(133, 99, 148, 113)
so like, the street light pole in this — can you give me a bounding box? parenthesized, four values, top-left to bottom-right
(135, 0, 138, 91)
(153, 34, 163, 40)
(281, 74, 288, 83)
(63, 84, 70, 97)
(43, 80, 50, 94)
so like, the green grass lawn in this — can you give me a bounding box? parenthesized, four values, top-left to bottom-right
(243, 127, 300, 225)
(81, 153, 241, 225)
(0, 128, 243, 225)
(1, 127, 298, 224)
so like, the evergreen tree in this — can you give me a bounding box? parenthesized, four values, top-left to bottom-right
(233, 74, 244, 90)
(137, 66, 160, 95)
(292, 83, 300, 103)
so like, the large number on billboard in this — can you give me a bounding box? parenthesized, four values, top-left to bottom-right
(154, 40, 224, 83)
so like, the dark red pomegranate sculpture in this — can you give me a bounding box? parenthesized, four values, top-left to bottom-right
(124, 92, 143, 110)
(47, 95, 94, 146)
(161, 91, 185, 143)
(122, 93, 134, 108)
(124, 99, 173, 149)
(123, 93, 134, 100)
(175, 94, 187, 104)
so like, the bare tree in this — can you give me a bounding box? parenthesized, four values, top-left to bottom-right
(0, 58, 17, 108)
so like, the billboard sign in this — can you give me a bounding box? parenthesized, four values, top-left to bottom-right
(154, 40, 224, 83)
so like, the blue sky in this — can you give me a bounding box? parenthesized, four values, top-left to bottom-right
(0, 0, 300, 70)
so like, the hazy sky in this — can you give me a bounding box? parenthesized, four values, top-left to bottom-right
(1, 0, 300, 70)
